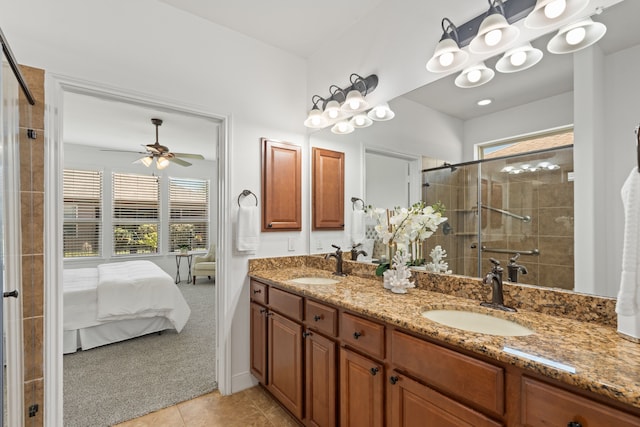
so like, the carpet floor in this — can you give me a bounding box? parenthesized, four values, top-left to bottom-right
(63, 281, 217, 427)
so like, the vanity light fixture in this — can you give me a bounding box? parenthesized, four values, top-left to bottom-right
(303, 73, 378, 129)
(426, 18, 469, 73)
(469, 0, 520, 54)
(455, 62, 495, 88)
(331, 120, 355, 135)
(350, 113, 373, 128)
(547, 17, 606, 54)
(367, 103, 395, 121)
(495, 43, 543, 73)
(303, 95, 329, 128)
(524, 0, 589, 29)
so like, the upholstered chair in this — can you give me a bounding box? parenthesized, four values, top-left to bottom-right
(193, 244, 216, 284)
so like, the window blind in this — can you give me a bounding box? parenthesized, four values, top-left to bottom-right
(113, 173, 160, 255)
(169, 177, 209, 251)
(63, 169, 102, 258)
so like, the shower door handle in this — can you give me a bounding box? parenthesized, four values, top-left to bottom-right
(3, 290, 18, 298)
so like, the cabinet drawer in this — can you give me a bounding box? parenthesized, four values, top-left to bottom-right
(305, 299, 338, 337)
(269, 287, 303, 322)
(391, 330, 504, 415)
(340, 312, 385, 360)
(250, 280, 267, 305)
(521, 377, 640, 427)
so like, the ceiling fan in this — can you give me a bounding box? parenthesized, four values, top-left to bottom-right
(106, 118, 205, 169)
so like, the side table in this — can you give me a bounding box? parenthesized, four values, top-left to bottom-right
(175, 253, 193, 284)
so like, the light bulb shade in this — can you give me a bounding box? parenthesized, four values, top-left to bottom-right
(470, 12, 519, 54)
(323, 99, 344, 120)
(156, 156, 170, 170)
(426, 38, 469, 73)
(350, 113, 373, 128)
(547, 18, 606, 54)
(495, 43, 543, 73)
(524, 0, 589, 29)
(367, 103, 395, 121)
(140, 156, 153, 167)
(331, 120, 354, 135)
(454, 63, 495, 88)
(303, 106, 328, 128)
(341, 90, 369, 113)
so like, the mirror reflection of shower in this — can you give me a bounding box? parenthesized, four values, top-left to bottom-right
(423, 145, 574, 291)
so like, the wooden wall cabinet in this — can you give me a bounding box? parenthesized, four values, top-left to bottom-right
(312, 147, 344, 230)
(262, 138, 302, 231)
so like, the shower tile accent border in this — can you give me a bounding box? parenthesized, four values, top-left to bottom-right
(248, 255, 617, 328)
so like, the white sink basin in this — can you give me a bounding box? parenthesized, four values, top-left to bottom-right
(422, 309, 534, 336)
(289, 277, 340, 285)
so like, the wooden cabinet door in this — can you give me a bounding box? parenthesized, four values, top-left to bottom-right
(268, 312, 304, 419)
(312, 147, 344, 230)
(305, 331, 337, 427)
(388, 373, 503, 427)
(249, 302, 268, 384)
(262, 138, 302, 231)
(340, 348, 384, 427)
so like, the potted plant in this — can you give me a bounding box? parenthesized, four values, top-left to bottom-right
(179, 244, 189, 254)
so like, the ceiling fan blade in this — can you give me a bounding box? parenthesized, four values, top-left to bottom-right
(146, 145, 161, 154)
(100, 149, 145, 154)
(172, 152, 205, 160)
(168, 156, 192, 167)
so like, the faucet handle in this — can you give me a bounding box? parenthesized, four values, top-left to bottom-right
(351, 242, 362, 249)
(509, 253, 520, 263)
(331, 244, 342, 252)
(489, 258, 500, 266)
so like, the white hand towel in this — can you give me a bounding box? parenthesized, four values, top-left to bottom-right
(237, 204, 260, 252)
(617, 167, 640, 315)
(351, 209, 366, 246)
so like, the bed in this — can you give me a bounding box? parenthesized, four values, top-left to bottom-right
(63, 260, 191, 354)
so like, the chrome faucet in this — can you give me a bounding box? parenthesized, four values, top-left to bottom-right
(325, 244, 347, 276)
(507, 253, 528, 283)
(481, 258, 516, 312)
(350, 243, 368, 261)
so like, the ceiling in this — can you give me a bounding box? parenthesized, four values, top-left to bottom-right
(62, 0, 640, 156)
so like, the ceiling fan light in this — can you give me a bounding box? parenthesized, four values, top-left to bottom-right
(426, 38, 469, 73)
(140, 156, 153, 167)
(367, 103, 395, 121)
(547, 18, 606, 54)
(495, 44, 543, 73)
(455, 63, 494, 88)
(470, 11, 519, 54)
(524, 0, 589, 29)
(157, 156, 170, 170)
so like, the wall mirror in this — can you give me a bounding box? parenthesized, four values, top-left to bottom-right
(309, 0, 640, 298)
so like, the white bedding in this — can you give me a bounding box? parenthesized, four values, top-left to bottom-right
(63, 260, 191, 352)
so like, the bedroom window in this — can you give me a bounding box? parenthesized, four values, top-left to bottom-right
(113, 173, 160, 255)
(63, 169, 103, 258)
(169, 177, 209, 252)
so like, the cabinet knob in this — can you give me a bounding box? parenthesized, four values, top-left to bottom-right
(389, 376, 399, 385)
(313, 315, 322, 322)
(266, 312, 274, 317)
(567, 423, 583, 427)
(370, 367, 379, 376)
(353, 331, 362, 339)
(302, 331, 312, 338)
(259, 308, 266, 314)
(268, 223, 273, 228)
(253, 289, 262, 294)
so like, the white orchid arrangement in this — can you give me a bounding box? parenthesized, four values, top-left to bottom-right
(369, 201, 447, 252)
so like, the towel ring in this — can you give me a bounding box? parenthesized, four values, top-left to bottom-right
(238, 189, 258, 207)
(351, 197, 365, 211)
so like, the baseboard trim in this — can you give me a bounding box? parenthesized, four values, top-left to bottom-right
(230, 371, 258, 394)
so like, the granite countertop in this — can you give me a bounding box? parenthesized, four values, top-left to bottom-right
(249, 265, 640, 410)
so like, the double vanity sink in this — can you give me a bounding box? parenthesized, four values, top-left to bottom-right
(288, 275, 534, 337)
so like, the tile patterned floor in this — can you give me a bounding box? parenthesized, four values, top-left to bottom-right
(113, 386, 300, 427)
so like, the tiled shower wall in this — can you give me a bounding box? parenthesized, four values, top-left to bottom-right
(424, 147, 575, 291)
(19, 65, 45, 427)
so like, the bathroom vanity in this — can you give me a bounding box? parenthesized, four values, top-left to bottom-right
(248, 256, 640, 426)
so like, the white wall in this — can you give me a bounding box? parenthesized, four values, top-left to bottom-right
(1, 0, 307, 395)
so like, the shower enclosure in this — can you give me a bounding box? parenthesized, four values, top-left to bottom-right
(423, 145, 574, 290)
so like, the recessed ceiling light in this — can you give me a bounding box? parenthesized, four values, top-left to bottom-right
(477, 98, 493, 106)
